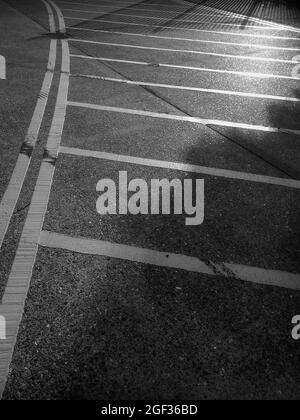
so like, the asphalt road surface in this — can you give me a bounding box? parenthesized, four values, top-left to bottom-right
(0, 0, 300, 400)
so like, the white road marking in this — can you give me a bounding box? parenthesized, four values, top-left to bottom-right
(61, 6, 300, 33)
(65, 16, 300, 41)
(39, 231, 300, 291)
(0, 0, 57, 251)
(0, 2, 69, 399)
(67, 26, 300, 51)
(48, 0, 66, 33)
(69, 38, 300, 65)
(72, 73, 300, 102)
(59, 1, 238, 17)
(67, 101, 300, 135)
(59, 0, 219, 12)
(71, 54, 300, 81)
(60, 146, 300, 190)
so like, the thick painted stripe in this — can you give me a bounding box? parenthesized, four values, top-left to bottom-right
(69, 38, 300, 65)
(60, 1, 235, 17)
(60, 5, 300, 33)
(65, 16, 300, 41)
(67, 26, 300, 52)
(59, 146, 300, 190)
(0, 1, 57, 251)
(67, 101, 300, 135)
(71, 54, 300, 81)
(71, 73, 300, 102)
(48, 0, 66, 33)
(39, 231, 300, 291)
(0, 3, 69, 399)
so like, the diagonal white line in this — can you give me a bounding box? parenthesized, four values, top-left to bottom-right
(39, 231, 300, 291)
(67, 26, 300, 51)
(71, 54, 300, 81)
(71, 73, 300, 102)
(67, 101, 300, 135)
(69, 38, 300, 65)
(65, 16, 300, 41)
(60, 146, 300, 190)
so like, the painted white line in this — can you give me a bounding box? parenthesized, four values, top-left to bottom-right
(65, 16, 300, 41)
(0, 0, 57, 251)
(67, 26, 300, 51)
(59, 1, 234, 17)
(59, 0, 215, 12)
(39, 231, 300, 291)
(62, 8, 298, 31)
(69, 38, 300, 65)
(60, 146, 300, 190)
(48, 0, 66, 33)
(72, 73, 300, 102)
(0, 2, 69, 399)
(67, 101, 300, 135)
(71, 54, 300, 81)
(61, 5, 300, 33)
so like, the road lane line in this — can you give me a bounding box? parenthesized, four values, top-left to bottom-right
(71, 74, 300, 102)
(67, 101, 300, 135)
(68, 38, 300, 65)
(60, 5, 300, 32)
(60, 147, 300, 189)
(39, 231, 300, 291)
(0, 2, 69, 398)
(67, 26, 300, 51)
(71, 54, 300, 81)
(63, 8, 289, 30)
(0, 0, 57, 251)
(48, 0, 66, 33)
(65, 16, 300, 41)
(59, 0, 219, 12)
(62, 8, 299, 31)
(59, 1, 236, 17)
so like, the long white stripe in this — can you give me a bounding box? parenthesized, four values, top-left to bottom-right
(67, 101, 300, 135)
(60, 147, 300, 190)
(69, 38, 300, 64)
(61, 5, 300, 33)
(65, 16, 300, 41)
(0, 4, 69, 399)
(68, 26, 300, 51)
(0, 1, 57, 251)
(48, 0, 66, 33)
(71, 54, 300, 81)
(59, 0, 221, 12)
(72, 74, 300, 102)
(62, 8, 298, 31)
(61, 0, 189, 8)
(60, 1, 236, 18)
(39, 231, 300, 291)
